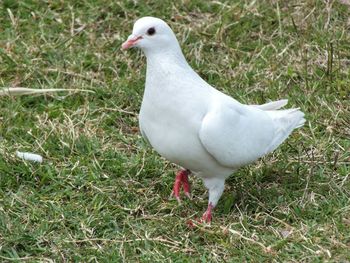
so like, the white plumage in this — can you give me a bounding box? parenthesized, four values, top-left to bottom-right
(122, 17, 305, 222)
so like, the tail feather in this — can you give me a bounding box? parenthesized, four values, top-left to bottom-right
(265, 108, 305, 153)
(253, 99, 288, 111)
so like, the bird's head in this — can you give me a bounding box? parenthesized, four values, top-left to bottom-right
(122, 17, 180, 54)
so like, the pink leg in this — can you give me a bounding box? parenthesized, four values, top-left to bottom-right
(201, 203, 214, 223)
(172, 169, 191, 202)
(182, 171, 191, 198)
(172, 171, 184, 202)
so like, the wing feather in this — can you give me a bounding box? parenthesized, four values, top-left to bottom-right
(199, 98, 304, 168)
(199, 99, 275, 168)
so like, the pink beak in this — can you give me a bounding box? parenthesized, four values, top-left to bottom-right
(121, 35, 143, 50)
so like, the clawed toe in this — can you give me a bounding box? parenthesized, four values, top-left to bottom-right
(184, 191, 191, 199)
(171, 169, 191, 202)
(201, 203, 214, 223)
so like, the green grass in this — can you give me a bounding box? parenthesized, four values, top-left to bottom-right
(0, 0, 349, 261)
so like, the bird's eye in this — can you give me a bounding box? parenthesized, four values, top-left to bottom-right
(147, 27, 156, 36)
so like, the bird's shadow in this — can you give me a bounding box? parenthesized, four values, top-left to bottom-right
(218, 160, 306, 217)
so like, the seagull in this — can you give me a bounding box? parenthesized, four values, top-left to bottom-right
(122, 17, 305, 223)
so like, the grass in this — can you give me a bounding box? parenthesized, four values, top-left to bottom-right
(0, 0, 349, 261)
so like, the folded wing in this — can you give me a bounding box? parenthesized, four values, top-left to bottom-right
(199, 97, 305, 168)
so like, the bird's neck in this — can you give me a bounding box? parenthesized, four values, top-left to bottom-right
(145, 48, 189, 70)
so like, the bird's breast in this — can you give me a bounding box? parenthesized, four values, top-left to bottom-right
(138, 86, 214, 172)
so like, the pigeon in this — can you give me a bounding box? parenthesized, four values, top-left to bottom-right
(122, 17, 305, 223)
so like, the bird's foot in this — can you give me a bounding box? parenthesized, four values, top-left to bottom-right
(201, 203, 214, 223)
(172, 169, 191, 203)
(186, 203, 214, 228)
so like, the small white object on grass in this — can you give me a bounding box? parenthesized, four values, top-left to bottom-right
(16, 151, 43, 163)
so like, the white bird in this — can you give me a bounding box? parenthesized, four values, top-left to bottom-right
(122, 17, 305, 223)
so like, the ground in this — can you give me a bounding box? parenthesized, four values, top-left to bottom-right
(0, 0, 349, 262)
